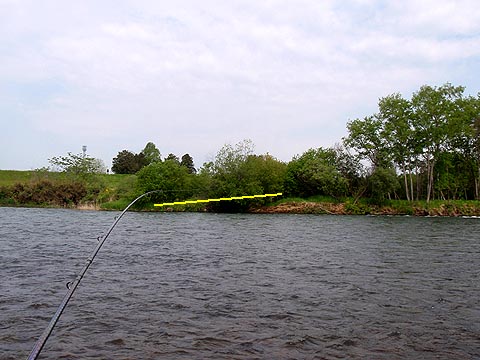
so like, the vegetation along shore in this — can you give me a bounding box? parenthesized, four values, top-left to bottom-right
(2, 83, 480, 216)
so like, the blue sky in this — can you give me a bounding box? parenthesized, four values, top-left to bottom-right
(1, 0, 479, 170)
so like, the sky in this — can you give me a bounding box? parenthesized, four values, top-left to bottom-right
(1, 0, 479, 171)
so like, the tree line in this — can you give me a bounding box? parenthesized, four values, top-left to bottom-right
(122, 83, 480, 205)
(111, 142, 196, 175)
(344, 83, 480, 201)
(2, 82, 479, 208)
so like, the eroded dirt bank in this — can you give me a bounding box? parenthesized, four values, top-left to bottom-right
(251, 201, 480, 216)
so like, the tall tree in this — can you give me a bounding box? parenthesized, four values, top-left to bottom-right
(165, 153, 180, 164)
(180, 153, 196, 174)
(344, 115, 389, 168)
(111, 150, 146, 174)
(473, 111, 480, 199)
(141, 142, 161, 165)
(344, 83, 478, 201)
(449, 94, 480, 199)
(378, 93, 417, 201)
(210, 139, 255, 196)
(411, 83, 465, 201)
(333, 144, 366, 202)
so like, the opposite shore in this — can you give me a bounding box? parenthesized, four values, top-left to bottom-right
(5, 199, 480, 217)
(2, 170, 480, 216)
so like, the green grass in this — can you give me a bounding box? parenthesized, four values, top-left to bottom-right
(100, 198, 133, 211)
(0, 170, 133, 188)
(96, 173, 135, 189)
(0, 170, 52, 186)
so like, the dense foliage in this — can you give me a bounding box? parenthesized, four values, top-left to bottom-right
(0, 180, 87, 206)
(2, 83, 479, 209)
(111, 150, 147, 174)
(344, 83, 480, 201)
(111, 142, 162, 174)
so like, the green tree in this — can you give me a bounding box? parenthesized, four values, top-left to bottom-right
(165, 153, 180, 164)
(141, 142, 162, 165)
(333, 144, 367, 202)
(378, 93, 418, 201)
(449, 94, 480, 199)
(180, 153, 196, 174)
(434, 151, 472, 200)
(368, 167, 400, 201)
(284, 147, 348, 198)
(136, 159, 193, 203)
(111, 150, 146, 174)
(49, 152, 105, 175)
(411, 83, 466, 201)
(242, 154, 286, 194)
(344, 83, 478, 201)
(198, 140, 284, 211)
(344, 115, 389, 168)
(193, 161, 215, 199)
(209, 139, 256, 196)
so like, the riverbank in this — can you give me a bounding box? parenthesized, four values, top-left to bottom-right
(3, 198, 480, 216)
(251, 199, 480, 216)
(3, 170, 480, 216)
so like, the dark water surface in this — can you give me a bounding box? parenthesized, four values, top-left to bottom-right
(1, 207, 479, 359)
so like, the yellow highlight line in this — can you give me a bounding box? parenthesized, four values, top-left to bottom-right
(154, 193, 282, 207)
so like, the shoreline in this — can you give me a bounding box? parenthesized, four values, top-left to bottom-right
(251, 201, 480, 216)
(3, 200, 480, 217)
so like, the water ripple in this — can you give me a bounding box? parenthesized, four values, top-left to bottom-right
(1, 209, 479, 359)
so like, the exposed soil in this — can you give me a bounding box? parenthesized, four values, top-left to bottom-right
(251, 201, 480, 216)
(251, 202, 346, 215)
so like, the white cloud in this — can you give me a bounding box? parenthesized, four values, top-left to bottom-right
(1, 0, 479, 169)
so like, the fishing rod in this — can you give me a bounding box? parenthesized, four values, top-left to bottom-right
(27, 190, 282, 359)
(27, 190, 162, 360)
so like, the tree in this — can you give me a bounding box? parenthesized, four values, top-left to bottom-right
(209, 139, 256, 196)
(241, 154, 286, 194)
(141, 142, 161, 165)
(111, 150, 146, 174)
(180, 153, 196, 174)
(333, 144, 367, 202)
(434, 151, 472, 200)
(411, 83, 465, 201)
(49, 152, 105, 175)
(135, 159, 193, 203)
(344, 83, 478, 201)
(200, 140, 284, 211)
(378, 93, 418, 201)
(284, 147, 348, 198)
(368, 167, 400, 201)
(450, 94, 480, 199)
(344, 115, 389, 168)
(165, 153, 180, 164)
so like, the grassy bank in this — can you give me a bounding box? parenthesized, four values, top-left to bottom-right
(0, 169, 136, 208)
(0, 169, 132, 187)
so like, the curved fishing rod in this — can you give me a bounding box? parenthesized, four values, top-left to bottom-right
(27, 190, 162, 360)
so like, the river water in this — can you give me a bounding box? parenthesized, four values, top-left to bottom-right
(1, 207, 479, 359)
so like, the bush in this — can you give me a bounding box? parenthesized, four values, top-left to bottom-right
(344, 200, 370, 215)
(7, 180, 87, 206)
